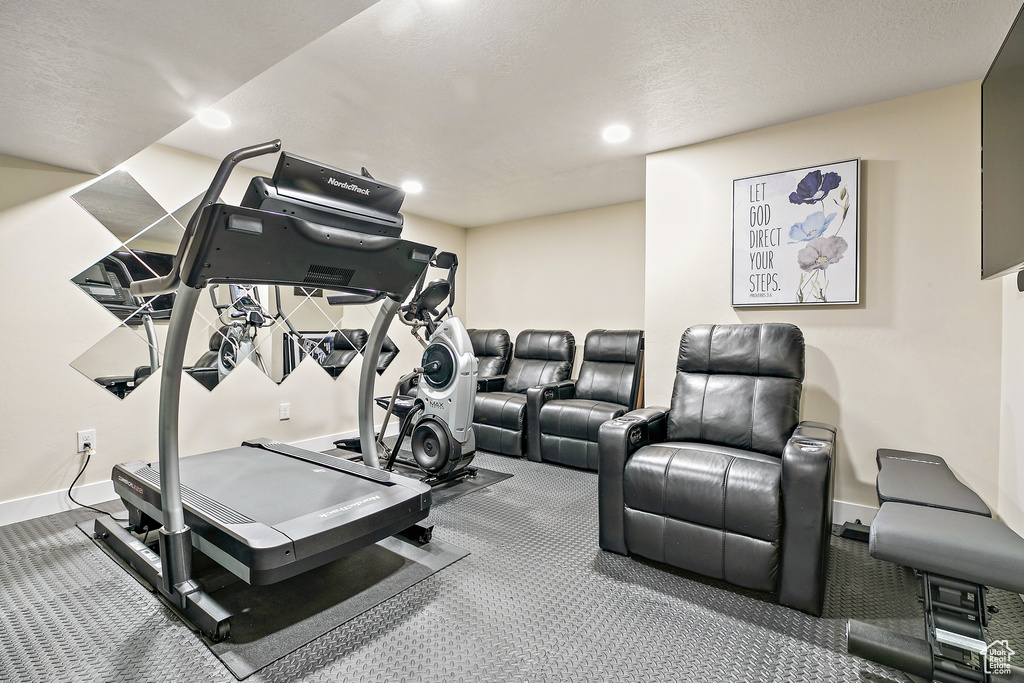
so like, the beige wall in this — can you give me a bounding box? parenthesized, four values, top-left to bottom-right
(0, 144, 465, 507)
(645, 82, 1003, 513)
(464, 201, 646, 373)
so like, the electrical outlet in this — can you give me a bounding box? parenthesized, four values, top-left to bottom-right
(279, 403, 290, 421)
(77, 429, 96, 452)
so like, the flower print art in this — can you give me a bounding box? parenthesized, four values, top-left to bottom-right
(796, 235, 849, 303)
(789, 170, 841, 205)
(788, 168, 853, 302)
(732, 159, 858, 306)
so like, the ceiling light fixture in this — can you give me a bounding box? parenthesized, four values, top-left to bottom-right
(602, 124, 631, 143)
(197, 108, 231, 129)
(402, 180, 423, 194)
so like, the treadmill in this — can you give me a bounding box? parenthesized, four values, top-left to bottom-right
(95, 140, 435, 640)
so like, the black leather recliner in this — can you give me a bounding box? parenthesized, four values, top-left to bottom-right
(467, 328, 513, 378)
(526, 329, 644, 471)
(473, 329, 575, 456)
(402, 328, 512, 398)
(185, 325, 229, 390)
(376, 335, 400, 375)
(598, 323, 836, 615)
(322, 328, 368, 377)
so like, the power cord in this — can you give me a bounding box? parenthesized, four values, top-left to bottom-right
(68, 445, 108, 516)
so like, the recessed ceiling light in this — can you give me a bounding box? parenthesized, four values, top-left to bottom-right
(197, 108, 231, 129)
(402, 180, 423, 194)
(602, 124, 630, 143)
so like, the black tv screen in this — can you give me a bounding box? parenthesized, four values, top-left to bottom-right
(983, 4, 1024, 279)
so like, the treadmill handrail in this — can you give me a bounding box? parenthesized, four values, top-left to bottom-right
(130, 139, 283, 297)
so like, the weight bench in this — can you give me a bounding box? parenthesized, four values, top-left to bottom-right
(847, 449, 1024, 682)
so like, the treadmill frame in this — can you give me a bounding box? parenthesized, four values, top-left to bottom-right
(95, 141, 434, 640)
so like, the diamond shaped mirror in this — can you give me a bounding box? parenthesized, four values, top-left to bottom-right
(71, 322, 160, 400)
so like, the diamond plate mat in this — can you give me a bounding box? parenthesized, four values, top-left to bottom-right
(2, 452, 1023, 682)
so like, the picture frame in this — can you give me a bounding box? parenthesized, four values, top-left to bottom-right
(282, 330, 333, 375)
(732, 158, 860, 307)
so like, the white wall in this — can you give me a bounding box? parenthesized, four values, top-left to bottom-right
(465, 201, 646, 373)
(0, 144, 465, 514)
(645, 82, 1003, 514)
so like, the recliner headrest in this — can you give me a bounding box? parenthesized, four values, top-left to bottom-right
(376, 335, 400, 374)
(514, 329, 574, 362)
(583, 329, 644, 364)
(677, 323, 804, 380)
(467, 328, 512, 360)
(333, 328, 368, 351)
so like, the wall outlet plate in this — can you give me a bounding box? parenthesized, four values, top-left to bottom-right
(279, 403, 290, 420)
(77, 429, 96, 452)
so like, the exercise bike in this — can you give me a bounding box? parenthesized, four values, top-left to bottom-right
(208, 284, 275, 383)
(336, 252, 479, 486)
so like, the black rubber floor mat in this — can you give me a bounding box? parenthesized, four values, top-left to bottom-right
(6, 453, 1024, 683)
(322, 443, 513, 506)
(79, 520, 468, 679)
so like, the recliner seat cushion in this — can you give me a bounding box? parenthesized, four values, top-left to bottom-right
(539, 435, 601, 470)
(539, 399, 626, 441)
(622, 508, 779, 593)
(623, 442, 782, 542)
(622, 441, 782, 593)
(474, 391, 527, 430)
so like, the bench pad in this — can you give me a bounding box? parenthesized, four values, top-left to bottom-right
(876, 449, 990, 516)
(870, 503, 1024, 594)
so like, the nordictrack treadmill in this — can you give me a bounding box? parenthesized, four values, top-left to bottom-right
(95, 140, 435, 640)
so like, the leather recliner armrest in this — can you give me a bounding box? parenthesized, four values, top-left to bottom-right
(598, 407, 669, 554)
(525, 380, 577, 461)
(477, 375, 507, 393)
(778, 421, 836, 616)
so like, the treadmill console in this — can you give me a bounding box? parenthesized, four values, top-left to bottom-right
(240, 152, 405, 238)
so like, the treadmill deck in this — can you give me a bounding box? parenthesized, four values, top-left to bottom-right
(112, 443, 431, 585)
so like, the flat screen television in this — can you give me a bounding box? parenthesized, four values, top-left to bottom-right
(982, 3, 1024, 279)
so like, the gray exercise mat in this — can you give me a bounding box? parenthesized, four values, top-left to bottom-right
(79, 520, 468, 679)
(7, 452, 1024, 683)
(324, 438, 513, 507)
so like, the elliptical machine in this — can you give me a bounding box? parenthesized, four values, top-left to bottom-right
(337, 252, 478, 485)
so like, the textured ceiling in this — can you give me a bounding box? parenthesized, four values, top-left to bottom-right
(4, 0, 1021, 226)
(159, 0, 1023, 227)
(0, 0, 378, 174)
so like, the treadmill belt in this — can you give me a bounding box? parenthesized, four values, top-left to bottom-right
(164, 446, 387, 527)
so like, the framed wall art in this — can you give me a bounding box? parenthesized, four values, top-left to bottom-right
(732, 158, 859, 306)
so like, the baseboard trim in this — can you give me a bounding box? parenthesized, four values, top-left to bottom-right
(0, 425, 399, 529)
(832, 499, 878, 526)
(0, 479, 118, 528)
(4, 438, 873, 529)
